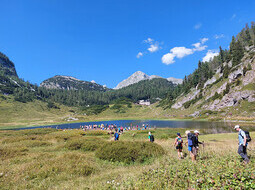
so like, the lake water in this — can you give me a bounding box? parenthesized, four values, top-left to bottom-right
(16, 120, 254, 134)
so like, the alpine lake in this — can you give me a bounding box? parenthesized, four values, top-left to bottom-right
(16, 119, 255, 134)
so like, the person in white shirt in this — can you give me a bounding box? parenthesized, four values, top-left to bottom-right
(234, 125, 249, 164)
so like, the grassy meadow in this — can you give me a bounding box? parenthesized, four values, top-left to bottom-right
(0, 128, 255, 189)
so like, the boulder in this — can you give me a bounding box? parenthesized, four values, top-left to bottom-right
(228, 68, 243, 82)
(243, 70, 255, 86)
(189, 111, 200, 117)
(203, 76, 216, 88)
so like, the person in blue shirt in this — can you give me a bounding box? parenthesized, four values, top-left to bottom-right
(114, 130, 119, 141)
(235, 125, 249, 164)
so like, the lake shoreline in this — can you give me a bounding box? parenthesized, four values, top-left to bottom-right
(1, 117, 255, 130)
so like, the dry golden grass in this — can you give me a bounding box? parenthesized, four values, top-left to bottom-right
(0, 129, 254, 189)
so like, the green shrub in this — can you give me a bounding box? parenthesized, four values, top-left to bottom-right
(0, 146, 28, 160)
(26, 153, 95, 180)
(85, 130, 108, 136)
(95, 141, 164, 164)
(65, 138, 106, 151)
(23, 140, 53, 147)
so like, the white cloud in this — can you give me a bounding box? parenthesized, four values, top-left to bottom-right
(214, 34, 224, 39)
(170, 47, 193, 58)
(162, 47, 193, 65)
(148, 44, 159, 53)
(202, 50, 219, 62)
(162, 38, 209, 65)
(194, 23, 202, 29)
(162, 53, 175, 65)
(201, 38, 208, 44)
(136, 52, 143, 58)
(231, 14, 236, 20)
(143, 38, 154, 43)
(192, 38, 208, 51)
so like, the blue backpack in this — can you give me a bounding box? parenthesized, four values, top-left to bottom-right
(115, 133, 119, 139)
(188, 133, 195, 146)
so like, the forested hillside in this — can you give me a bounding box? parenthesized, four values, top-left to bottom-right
(160, 22, 255, 111)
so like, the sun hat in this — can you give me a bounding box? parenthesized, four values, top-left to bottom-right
(185, 130, 190, 135)
(177, 133, 181, 136)
(234, 125, 240, 129)
(194, 130, 200, 134)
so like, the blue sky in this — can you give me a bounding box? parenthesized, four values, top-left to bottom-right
(0, 0, 255, 88)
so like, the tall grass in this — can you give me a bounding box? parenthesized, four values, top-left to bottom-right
(0, 128, 254, 189)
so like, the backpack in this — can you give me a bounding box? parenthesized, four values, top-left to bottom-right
(177, 137, 183, 145)
(187, 133, 195, 146)
(240, 131, 252, 142)
(150, 135, 154, 142)
(115, 133, 119, 140)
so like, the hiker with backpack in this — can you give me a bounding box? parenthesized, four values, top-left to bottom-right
(192, 130, 203, 161)
(185, 130, 203, 161)
(114, 130, 119, 141)
(174, 133, 183, 159)
(148, 132, 154, 143)
(185, 130, 194, 160)
(234, 125, 250, 164)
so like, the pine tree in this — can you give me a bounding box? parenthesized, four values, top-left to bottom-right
(232, 40, 244, 66)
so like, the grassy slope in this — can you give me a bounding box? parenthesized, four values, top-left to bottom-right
(0, 129, 254, 189)
(0, 95, 77, 128)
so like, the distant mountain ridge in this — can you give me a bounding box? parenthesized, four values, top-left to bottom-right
(0, 52, 18, 77)
(114, 71, 183, 89)
(40, 75, 107, 91)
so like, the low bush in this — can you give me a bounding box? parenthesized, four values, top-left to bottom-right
(85, 130, 108, 136)
(26, 153, 95, 181)
(23, 140, 53, 147)
(65, 138, 106, 151)
(95, 141, 164, 164)
(0, 146, 28, 160)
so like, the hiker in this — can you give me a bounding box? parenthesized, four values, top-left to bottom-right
(114, 130, 119, 141)
(148, 132, 154, 143)
(234, 125, 250, 164)
(174, 133, 183, 159)
(185, 130, 203, 161)
(192, 130, 203, 161)
(185, 130, 194, 159)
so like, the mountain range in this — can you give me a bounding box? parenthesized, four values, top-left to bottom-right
(40, 71, 182, 91)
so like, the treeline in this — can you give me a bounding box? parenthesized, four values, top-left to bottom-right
(160, 22, 255, 109)
(0, 71, 176, 107)
(39, 78, 176, 107)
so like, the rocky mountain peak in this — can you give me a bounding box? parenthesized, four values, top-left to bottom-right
(114, 71, 183, 89)
(40, 75, 107, 91)
(114, 71, 150, 89)
(167, 77, 183, 85)
(0, 51, 18, 77)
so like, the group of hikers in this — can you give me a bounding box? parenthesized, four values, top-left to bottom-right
(171, 125, 251, 163)
(173, 130, 204, 161)
(80, 123, 251, 163)
(80, 123, 150, 131)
